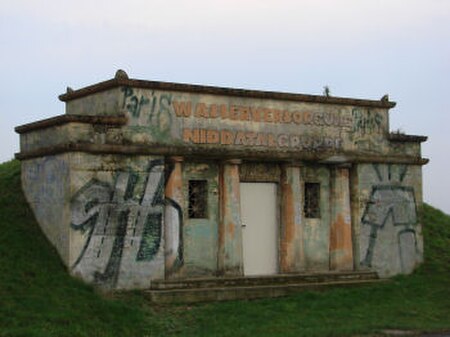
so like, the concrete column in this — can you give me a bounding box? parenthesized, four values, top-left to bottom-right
(330, 165, 354, 271)
(349, 165, 361, 270)
(164, 156, 183, 279)
(218, 159, 243, 276)
(280, 164, 305, 273)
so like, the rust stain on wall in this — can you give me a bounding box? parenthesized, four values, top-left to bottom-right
(281, 174, 295, 272)
(330, 213, 353, 270)
(227, 222, 235, 236)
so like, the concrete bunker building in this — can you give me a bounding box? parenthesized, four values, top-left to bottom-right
(16, 70, 427, 294)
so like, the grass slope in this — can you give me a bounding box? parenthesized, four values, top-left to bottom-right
(0, 160, 449, 337)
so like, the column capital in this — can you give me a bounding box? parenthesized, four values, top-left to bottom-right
(282, 160, 304, 168)
(223, 159, 242, 165)
(167, 156, 184, 163)
(334, 163, 352, 169)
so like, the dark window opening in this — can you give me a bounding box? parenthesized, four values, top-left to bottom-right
(304, 183, 320, 218)
(188, 180, 208, 218)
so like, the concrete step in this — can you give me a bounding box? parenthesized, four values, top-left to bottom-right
(150, 270, 378, 290)
(146, 271, 385, 303)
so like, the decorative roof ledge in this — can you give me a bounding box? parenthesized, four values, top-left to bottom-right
(388, 133, 428, 143)
(15, 114, 127, 134)
(58, 70, 397, 109)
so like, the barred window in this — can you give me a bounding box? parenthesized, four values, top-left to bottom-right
(304, 183, 320, 218)
(188, 180, 208, 218)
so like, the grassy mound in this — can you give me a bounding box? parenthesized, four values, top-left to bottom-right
(0, 160, 166, 337)
(0, 160, 449, 337)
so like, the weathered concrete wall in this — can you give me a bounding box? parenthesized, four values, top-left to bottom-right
(18, 118, 127, 155)
(20, 123, 93, 153)
(348, 107, 389, 154)
(239, 162, 280, 182)
(66, 88, 123, 116)
(18, 85, 424, 165)
(389, 138, 422, 157)
(117, 88, 392, 157)
(356, 164, 423, 277)
(30, 86, 406, 162)
(302, 165, 331, 271)
(68, 153, 166, 289)
(22, 155, 71, 264)
(181, 162, 220, 277)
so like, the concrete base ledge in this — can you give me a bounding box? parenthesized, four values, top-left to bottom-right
(150, 270, 378, 290)
(146, 279, 387, 303)
(146, 271, 385, 303)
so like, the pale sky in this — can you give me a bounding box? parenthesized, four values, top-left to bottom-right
(1, 0, 449, 213)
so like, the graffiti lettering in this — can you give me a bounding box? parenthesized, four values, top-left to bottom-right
(121, 87, 149, 118)
(70, 159, 183, 288)
(352, 108, 383, 135)
(360, 165, 418, 272)
(182, 128, 342, 151)
(173, 100, 352, 128)
(121, 87, 173, 132)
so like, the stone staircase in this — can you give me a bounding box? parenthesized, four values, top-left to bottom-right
(145, 271, 384, 303)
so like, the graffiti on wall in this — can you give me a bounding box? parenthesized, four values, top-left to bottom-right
(120, 86, 349, 152)
(352, 108, 383, 135)
(70, 159, 183, 288)
(360, 164, 419, 273)
(173, 100, 352, 127)
(351, 108, 386, 152)
(164, 161, 185, 274)
(121, 87, 173, 136)
(182, 128, 343, 151)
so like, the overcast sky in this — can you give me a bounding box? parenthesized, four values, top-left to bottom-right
(1, 0, 449, 213)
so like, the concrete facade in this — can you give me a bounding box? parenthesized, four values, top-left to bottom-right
(16, 70, 428, 289)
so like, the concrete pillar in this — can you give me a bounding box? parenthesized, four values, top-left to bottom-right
(218, 159, 243, 276)
(280, 164, 305, 273)
(330, 165, 354, 271)
(349, 165, 361, 270)
(164, 156, 183, 278)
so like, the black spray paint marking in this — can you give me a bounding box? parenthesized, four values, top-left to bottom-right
(137, 213, 162, 261)
(70, 159, 183, 287)
(165, 197, 184, 271)
(372, 164, 383, 182)
(94, 210, 129, 288)
(121, 87, 173, 134)
(151, 93, 173, 133)
(163, 161, 184, 272)
(121, 87, 150, 118)
(360, 165, 418, 268)
(399, 165, 408, 182)
(352, 108, 383, 135)
(70, 179, 113, 268)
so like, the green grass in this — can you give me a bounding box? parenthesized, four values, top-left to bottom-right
(0, 159, 449, 337)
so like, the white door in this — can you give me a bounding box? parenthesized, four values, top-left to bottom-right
(240, 183, 278, 276)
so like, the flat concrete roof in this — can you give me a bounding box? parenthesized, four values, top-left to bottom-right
(59, 70, 396, 109)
